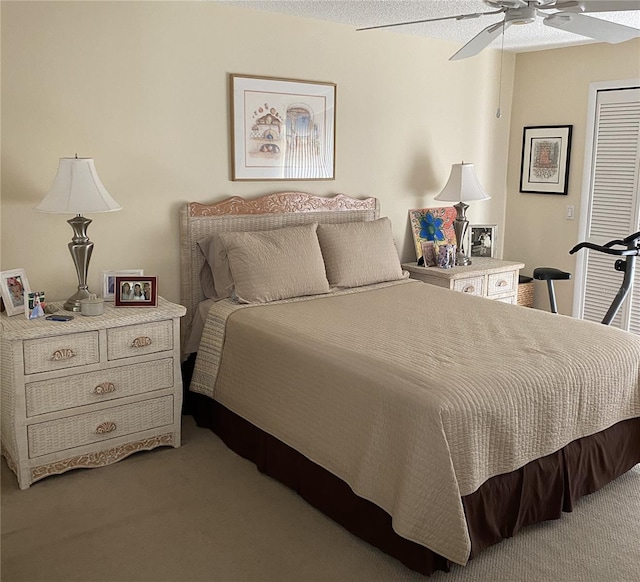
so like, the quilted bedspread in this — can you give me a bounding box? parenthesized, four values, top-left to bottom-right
(190, 279, 640, 565)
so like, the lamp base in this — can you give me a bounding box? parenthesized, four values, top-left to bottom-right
(456, 252, 471, 266)
(64, 288, 92, 312)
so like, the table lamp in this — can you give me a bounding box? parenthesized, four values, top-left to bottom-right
(37, 157, 122, 311)
(434, 162, 490, 266)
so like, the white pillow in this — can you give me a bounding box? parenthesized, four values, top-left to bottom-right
(217, 223, 330, 303)
(317, 217, 405, 288)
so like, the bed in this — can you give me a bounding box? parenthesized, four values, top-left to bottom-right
(179, 192, 640, 576)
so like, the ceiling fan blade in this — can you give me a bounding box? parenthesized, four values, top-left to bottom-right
(553, 1, 640, 13)
(544, 12, 640, 43)
(356, 9, 503, 32)
(449, 21, 511, 61)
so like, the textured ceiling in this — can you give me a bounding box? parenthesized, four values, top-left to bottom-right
(217, 0, 640, 53)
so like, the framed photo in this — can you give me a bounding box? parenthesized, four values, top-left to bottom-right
(114, 276, 157, 307)
(420, 241, 437, 267)
(408, 207, 457, 261)
(102, 269, 144, 301)
(0, 268, 31, 316)
(230, 74, 336, 181)
(467, 225, 497, 258)
(520, 125, 572, 195)
(25, 291, 46, 320)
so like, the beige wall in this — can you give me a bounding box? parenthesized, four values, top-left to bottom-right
(1, 1, 513, 305)
(504, 40, 640, 314)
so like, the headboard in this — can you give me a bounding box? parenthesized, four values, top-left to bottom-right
(179, 191, 379, 353)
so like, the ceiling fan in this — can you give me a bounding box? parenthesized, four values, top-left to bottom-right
(357, 1, 640, 60)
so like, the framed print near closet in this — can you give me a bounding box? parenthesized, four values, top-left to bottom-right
(520, 125, 572, 195)
(230, 74, 336, 181)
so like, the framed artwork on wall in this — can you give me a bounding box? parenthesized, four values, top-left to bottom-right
(0, 268, 31, 316)
(520, 125, 573, 195)
(230, 74, 336, 181)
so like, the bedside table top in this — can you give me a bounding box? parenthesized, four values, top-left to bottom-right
(402, 257, 525, 280)
(0, 297, 186, 340)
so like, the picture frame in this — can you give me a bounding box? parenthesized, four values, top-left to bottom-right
(25, 291, 46, 320)
(230, 74, 336, 181)
(101, 269, 144, 301)
(467, 225, 497, 258)
(408, 207, 457, 261)
(0, 268, 31, 316)
(520, 125, 573, 195)
(114, 276, 158, 307)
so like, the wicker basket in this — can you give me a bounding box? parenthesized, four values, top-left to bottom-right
(518, 276, 534, 308)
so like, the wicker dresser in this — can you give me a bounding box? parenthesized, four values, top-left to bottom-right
(402, 257, 525, 304)
(1, 297, 186, 489)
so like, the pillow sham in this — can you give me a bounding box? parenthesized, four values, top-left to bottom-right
(317, 217, 405, 288)
(197, 234, 234, 301)
(217, 223, 330, 303)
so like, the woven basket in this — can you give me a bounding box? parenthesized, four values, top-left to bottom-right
(518, 277, 534, 308)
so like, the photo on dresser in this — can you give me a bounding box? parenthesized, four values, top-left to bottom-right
(102, 269, 144, 301)
(0, 268, 32, 316)
(467, 225, 497, 258)
(25, 291, 46, 319)
(114, 276, 157, 307)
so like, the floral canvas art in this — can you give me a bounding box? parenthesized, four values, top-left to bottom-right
(409, 207, 457, 260)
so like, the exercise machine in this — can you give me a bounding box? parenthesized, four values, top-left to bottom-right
(534, 230, 640, 325)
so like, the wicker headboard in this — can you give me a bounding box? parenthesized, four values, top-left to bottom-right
(179, 191, 379, 353)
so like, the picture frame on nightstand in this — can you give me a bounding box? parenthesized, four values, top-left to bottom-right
(102, 269, 144, 301)
(467, 225, 497, 258)
(114, 276, 158, 307)
(0, 268, 31, 316)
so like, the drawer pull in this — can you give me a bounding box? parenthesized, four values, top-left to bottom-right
(131, 336, 152, 348)
(462, 285, 475, 293)
(95, 421, 117, 435)
(94, 382, 116, 395)
(496, 279, 509, 287)
(51, 348, 75, 361)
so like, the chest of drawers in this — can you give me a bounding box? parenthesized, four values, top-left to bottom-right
(1, 298, 186, 489)
(402, 257, 525, 304)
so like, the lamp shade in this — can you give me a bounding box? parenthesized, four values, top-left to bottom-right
(434, 163, 491, 203)
(36, 157, 122, 214)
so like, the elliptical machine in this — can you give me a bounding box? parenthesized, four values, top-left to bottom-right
(533, 230, 640, 325)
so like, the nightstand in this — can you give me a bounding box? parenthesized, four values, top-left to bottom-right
(402, 257, 525, 304)
(1, 297, 186, 489)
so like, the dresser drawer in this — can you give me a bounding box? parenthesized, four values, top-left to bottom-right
(27, 394, 174, 458)
(453, 276, 484, 297)
(23, 331, 100, 375)
(107, 320, 173, 360)
(25, 358, 174, 417)
(487, 270, 516, 296)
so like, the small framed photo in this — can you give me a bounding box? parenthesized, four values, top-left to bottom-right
(420, 241, 437, 267)
(25, 291, 46, 320)
(467, 225, 497, 258)
(115, 276, 157, 307)
(0, 268, 32, 316)
(102, 269, 144, 301)
(520, 125, 572, 195)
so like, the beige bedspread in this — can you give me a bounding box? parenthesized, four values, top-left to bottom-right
(190, 280, 640, 565)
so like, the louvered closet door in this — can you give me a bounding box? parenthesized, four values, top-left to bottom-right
(578, 87, 640, 333)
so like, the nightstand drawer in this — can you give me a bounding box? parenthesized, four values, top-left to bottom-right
(23, 331, 100, 375)
(453, 276, 484, 297)
(25, 358, 174, 417)
(487, 271, 516, 296)
(27, 395, 174, 458)
(107, 320, 173, 360)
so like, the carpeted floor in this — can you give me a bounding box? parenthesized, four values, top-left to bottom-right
(2, 416, 639, 582)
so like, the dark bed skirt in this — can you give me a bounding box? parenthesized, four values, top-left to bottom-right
(191, 393, 640, 576)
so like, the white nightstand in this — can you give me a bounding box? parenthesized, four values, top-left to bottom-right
(402, 257, 525, 304)
(1, 297, 186, 489)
